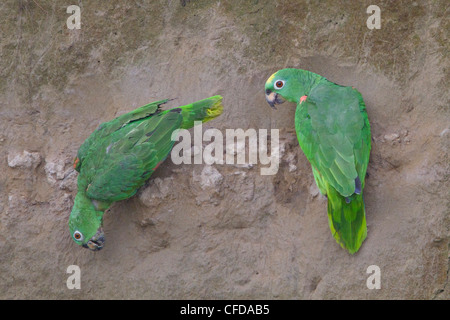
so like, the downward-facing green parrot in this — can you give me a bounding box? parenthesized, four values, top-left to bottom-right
(265, 68, 371, 254)
(69, 95, 223, 250)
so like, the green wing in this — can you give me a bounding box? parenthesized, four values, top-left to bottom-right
(75, 99, 170, 172)
(295, 81, 371, 253)
(80, 110, 183, 202)
(295, 82, 370, 197)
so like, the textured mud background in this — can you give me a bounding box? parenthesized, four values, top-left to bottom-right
(0, 0, 448, 299)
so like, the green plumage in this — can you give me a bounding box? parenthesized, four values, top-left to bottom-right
(69, 95, 223, 250)
(265, 68, 371, 254)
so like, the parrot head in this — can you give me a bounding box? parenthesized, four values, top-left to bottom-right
(265, 68, 313, 108)
(68, 192, 105, 251)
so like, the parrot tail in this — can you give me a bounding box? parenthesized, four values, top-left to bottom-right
(326, 187, 367, 254)
(170, 95, 223, 129)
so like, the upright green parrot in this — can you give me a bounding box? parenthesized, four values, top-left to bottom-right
(69, 95, 223, 250)
(265, 68, 371, 254)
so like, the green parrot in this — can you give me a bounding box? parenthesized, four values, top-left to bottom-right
(69, 95, 223, 250)
(265, 68, 371, 254)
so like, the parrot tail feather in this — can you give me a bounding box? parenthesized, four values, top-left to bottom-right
(170, 95, 223, 129)
(326, 187, 367, 254)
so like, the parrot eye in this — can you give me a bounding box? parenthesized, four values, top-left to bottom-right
(73, 231, 84, 241)
(274, 80, 285, 89)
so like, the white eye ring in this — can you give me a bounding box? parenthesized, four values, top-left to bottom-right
(274, 80, 285, 89)
(73, 231, 84, 242)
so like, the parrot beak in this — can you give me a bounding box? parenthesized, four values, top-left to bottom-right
(265, 89, 285, 109)
(82, 227, 105, 251)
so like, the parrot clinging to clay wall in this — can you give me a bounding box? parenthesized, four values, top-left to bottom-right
(69, 95, 223, 250)
(265, 68, 371, 254)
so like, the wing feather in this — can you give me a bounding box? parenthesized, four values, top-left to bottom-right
(75, 99, 170, 171)
(82, 111, 183, 202)
(295, 83, 370, 197)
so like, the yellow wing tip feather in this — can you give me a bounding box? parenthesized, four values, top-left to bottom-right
(328, 213, 367, 255)
(204, 96, 224, 121)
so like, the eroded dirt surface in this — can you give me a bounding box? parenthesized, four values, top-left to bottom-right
(0, 0, 448, 299)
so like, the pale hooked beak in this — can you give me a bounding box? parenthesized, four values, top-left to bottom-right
(82, 227, 105, 251)
(265, 89, 285, 109)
